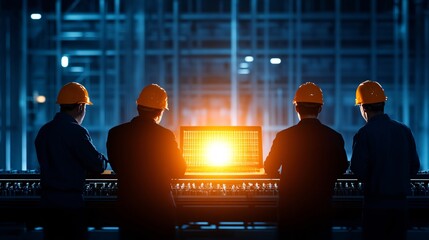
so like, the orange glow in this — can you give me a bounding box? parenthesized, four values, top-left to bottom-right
(180, 126, 263, 174)
(205, 140, 233, 166)
(35, 95, 46, 103)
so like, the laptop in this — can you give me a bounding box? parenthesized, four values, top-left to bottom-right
(180, 126, 264, 176)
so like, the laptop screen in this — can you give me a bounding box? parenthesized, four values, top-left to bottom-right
(180, 126, 263, 174)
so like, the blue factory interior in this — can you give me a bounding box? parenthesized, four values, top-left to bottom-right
(1, 0, 429, 239)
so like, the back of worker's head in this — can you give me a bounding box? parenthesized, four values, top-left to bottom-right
(355, 80, 387, 122)
(136, 84, 169, 123)
(355, 80, 387, 112)
(56, 82, 92, 125)
(293, 82, 323, 119)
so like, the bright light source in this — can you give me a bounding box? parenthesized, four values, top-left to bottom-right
(205, 141, 232, 166)
(30, 13, 42, 20)
(270, 58, 282, 64)
(61, 56, 69, 67)
(180, 126, 263, 173)
(270, 58, 281, 64)
(238, 69, 250, 75)
(244, 56, 254, 62)
(35, 95, 46, 103)
(239, 63, 249, 68)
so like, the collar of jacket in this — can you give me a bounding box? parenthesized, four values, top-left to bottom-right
(298, 118, 321, 125)
(131, 115, 157, 124)
(54, 112, 78, 124)
(367, 113, 390, 123)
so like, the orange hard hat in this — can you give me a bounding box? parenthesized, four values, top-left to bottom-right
(293, 82, 323, 105)
(355, 80, 387, 105)
(136, 84, 169, 110)
(56, 82, 93, 105)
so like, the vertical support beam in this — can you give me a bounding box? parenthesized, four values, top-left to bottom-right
(20, 0, 28, 170)
(114, 0, 120, 125)
(370, 0, 377, 80)
(287, 0, 294, 126)
(414, 0, 424, 169)
(55, 0, 62, 96)
(99, 0, 106, 129)
(0, 8, 4, 169)
(334, 0, 341, 129)
(230, 0, 238, 126)
(393, 0, 400, 119)
(262, 0, 272, 158)
(249, 0, 257, 125)
(421, 7, 429, 170)
(0, 2, 2, 168)
(263, 0, 270, 127)
(136, 1, 146, 100)
(172, 0, 180, 129)
(402, 0, 409, 125)
(295, 0, 302, 124)
(124, 0, 135, 119)
(158, 0, 166, 87)
(5, 17, 11, 170)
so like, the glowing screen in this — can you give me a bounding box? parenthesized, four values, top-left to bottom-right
(180, 126, 262, 173)
(205, 141, 232, 166)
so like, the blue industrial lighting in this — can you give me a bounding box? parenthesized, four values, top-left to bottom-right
(244, 56, 254, 62)
(61, 56, 69, 68)
(238, 69, 250, 74)
(30, 13, 42, 20)
(69, 66, 84, 72)
(239, 62, 249, 68)
(270, 58, 281, 64)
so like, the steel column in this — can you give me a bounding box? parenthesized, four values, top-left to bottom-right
(230, 0, 238, 126)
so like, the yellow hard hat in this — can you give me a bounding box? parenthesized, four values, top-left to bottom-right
(56, 82, 93, 105)
(136, 84, 169, 110)
(293, 82, 323, 105)
(355, 80, 387, 105)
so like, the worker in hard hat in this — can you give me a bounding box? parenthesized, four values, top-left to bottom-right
(106, 83, 186, 240)
(264, 82, 349, 240)
(34, 82, 108, 240)
(350, 80, 420, 240)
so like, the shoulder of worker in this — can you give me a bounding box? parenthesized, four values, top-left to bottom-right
(107, 117, 175, 138)
(386, 115, 413, 131)
(107, 121, 131, 134)
(363, 114, 411, 133)
(275, 124, 297, 137)
(279, 119, 344, 139)
(319, 122, 345, 139)
(49, 112, 91, 137)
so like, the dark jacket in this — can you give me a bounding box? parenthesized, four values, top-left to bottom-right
(264, 118, 349, 223)
(350, 114, 420, 199)
(35, 112, 106, 208)
(106, 116, 186, 223)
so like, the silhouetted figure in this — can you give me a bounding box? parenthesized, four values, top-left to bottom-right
(350, 80, 420, 240)
(264, 82, 349, 240)
(35, 82, 107, 240)
(106, 83, 187, 240)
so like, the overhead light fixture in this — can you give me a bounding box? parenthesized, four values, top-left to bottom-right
(238, 69, 250, 75)
(244, 56, 254, 62)
(30, 13, 42, 20)
(61, 56, 69, 68)
(239, 63, 249, 69)
(270, 58, 281, 64)
(35, 95, 46, 103)
(33, 91, 46, 103)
